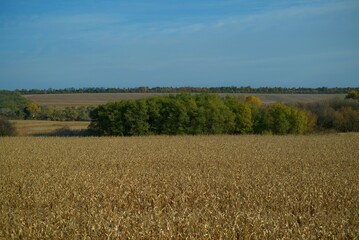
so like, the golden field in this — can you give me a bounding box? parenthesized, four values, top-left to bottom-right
(9, 120, 90, 136)
(0, 135, 358, 239)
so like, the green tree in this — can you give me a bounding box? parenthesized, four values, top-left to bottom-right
(77, 106, 91, 121)
(0, 91, 30, 119)
(269, 104, 291, 134)
(89, 103, 119, 135)
(225, 96, 252, 134)
(195, 94, 234, 134)
(89, 100, 150, 136)
(146, 97, 162, 134)
(122, 100, 150, 136)
(157, 95, 189, 135)
(177, 94, 200, 134)
(64, 107, 79, 121)
(89, 94, 312, 136)
(284, 106, 307, 134)
(253, 106, 273, 134)
(253, 103, 310, 134)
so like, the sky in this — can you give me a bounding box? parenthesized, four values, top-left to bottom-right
(0, 0, 358, 90)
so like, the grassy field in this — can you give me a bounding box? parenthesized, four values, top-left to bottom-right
(1, 134, 358, 239)
(24, 93, 346, 107)
(10, 120, 90, 136)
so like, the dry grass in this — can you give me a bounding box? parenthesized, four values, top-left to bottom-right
(9, 120, 90, 136)
(0, 134, 358, 239)
(24, 93, 346, 107)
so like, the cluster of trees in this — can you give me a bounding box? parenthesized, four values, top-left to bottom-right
(0, 91, 31, 118)
(89, 94, 312, 136)
(299, 98, 359, 132)
(17, 87, 358, 95)
(25, 105, 93, 121)
(0, 91, 93, 121)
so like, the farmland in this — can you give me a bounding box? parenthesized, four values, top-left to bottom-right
(1, 134, 358, 239)
(24, 93, 346, 107)
(9, 120, 90, 136)
(24, 93, 170, 107)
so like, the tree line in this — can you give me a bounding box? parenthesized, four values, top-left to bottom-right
(89, 94, 312, 136)
(16, 86, 358, 95)
(23, 104, 93, 121)
(299, 98, 359, 132)
(0, 91, 93, 121)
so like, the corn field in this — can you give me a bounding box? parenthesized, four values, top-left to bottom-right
(1, 134, 358, 239)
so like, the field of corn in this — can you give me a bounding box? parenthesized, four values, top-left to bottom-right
(1, 134, 358, 239)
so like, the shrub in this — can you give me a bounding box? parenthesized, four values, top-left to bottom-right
(0, 117, 17, 136)
(346, 90, 359, 101)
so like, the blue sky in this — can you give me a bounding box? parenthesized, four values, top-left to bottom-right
(0, 0, 358, 90)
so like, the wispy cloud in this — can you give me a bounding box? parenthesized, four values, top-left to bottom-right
(0, 0, 358, 89)
(210, 0, 358, 31)
(2, 0, 356, 42)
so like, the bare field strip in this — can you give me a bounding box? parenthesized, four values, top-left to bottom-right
(1, 134, 358, 239)
(10, 120, 90, 136)
(24, 93, 346, 107)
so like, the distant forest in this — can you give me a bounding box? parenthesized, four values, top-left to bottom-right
(17, 86, 358, 95)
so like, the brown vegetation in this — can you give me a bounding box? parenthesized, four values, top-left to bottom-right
(0, 117, 17, 136)
(1, 135, 358, 238)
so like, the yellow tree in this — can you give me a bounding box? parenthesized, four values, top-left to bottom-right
(245, 96, 262, 105)
(345, 90, 359, 101)
(24, 102, 41, 119)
